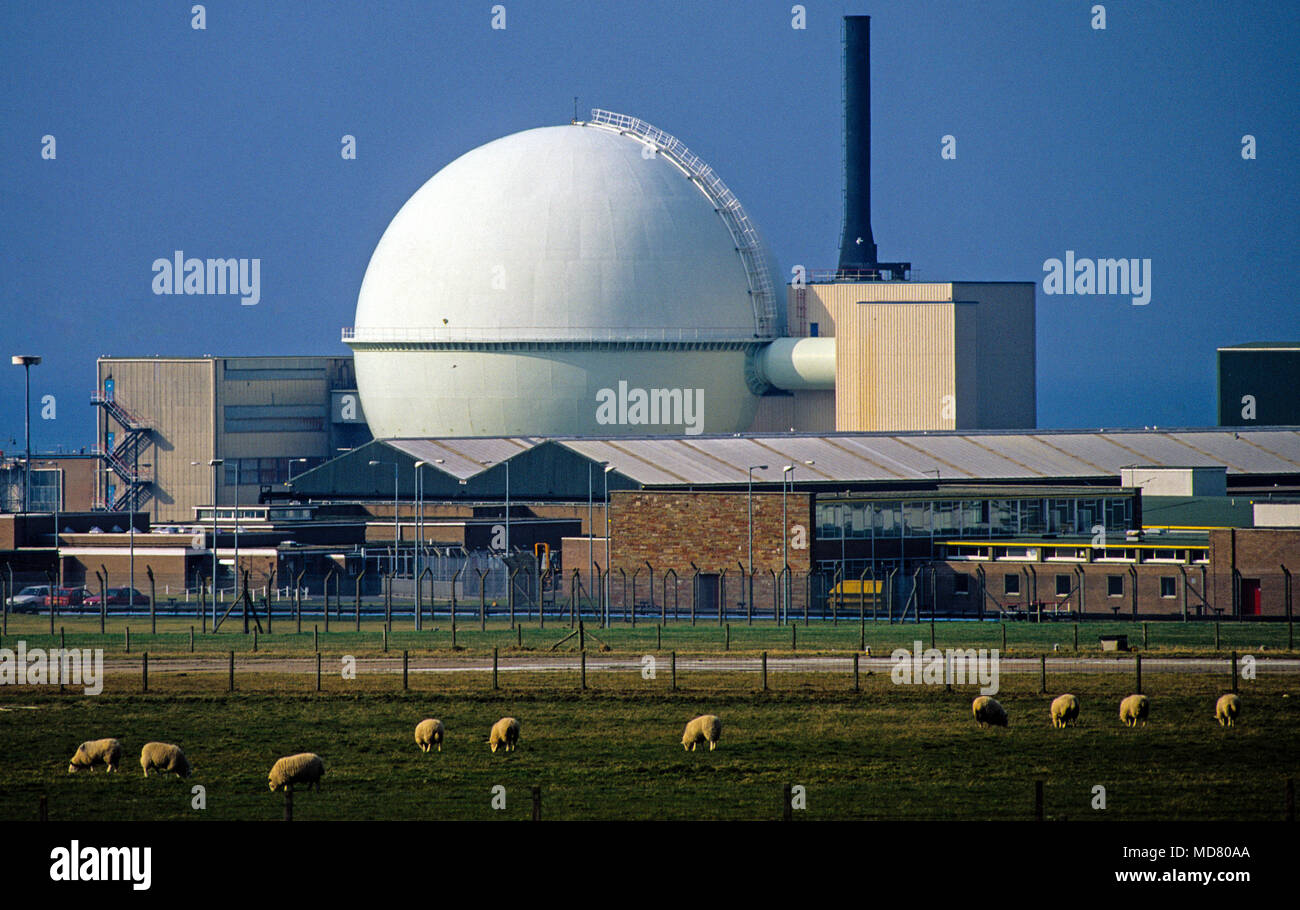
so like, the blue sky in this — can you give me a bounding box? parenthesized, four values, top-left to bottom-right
(2, 0, 1297, 450)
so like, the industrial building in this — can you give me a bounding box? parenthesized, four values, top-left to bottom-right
(92, 356, 372, 522)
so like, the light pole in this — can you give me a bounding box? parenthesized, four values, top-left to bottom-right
(11, 355, 41, 513)
(232, 460, 240, 599)
(603, 464, 615, 627)
(747, 464, 768, 621)
(369, 460, 399, 576)
(781, 460, 814, 624)
(288, 457, 309, 484)
(414, 459, 426, 631)
(193, 458, 222, 628)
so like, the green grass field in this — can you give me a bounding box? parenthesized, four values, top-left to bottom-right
(2, 614, 1295, 658)
(2, 668, 1296, 821)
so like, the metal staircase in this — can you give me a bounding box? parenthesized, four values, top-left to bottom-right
(90, 391, 153, 511)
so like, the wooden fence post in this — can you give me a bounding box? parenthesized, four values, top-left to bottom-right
(316, 652, 322, 692)
(762, 651, 768, 691)
(671, 650, 676, 691)
(1135, 653, 1142, 695)
(493, 647, 499, 690)
(403, 650, 409, 690)
(142, 652, 148, 693)
(228, 650, 234, 692)
(853, 652, 859, 692)
(1040, 656, 1046, 694)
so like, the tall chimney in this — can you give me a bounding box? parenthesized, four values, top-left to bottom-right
(838, 15, 877, 271)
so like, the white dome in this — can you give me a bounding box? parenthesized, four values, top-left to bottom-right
(348, 119, 779, 439)
(355, 124, 767, 338)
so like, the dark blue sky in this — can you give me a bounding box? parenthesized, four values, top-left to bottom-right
(2, 0, 1296, 451)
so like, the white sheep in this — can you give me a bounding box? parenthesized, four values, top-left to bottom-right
(415, 718, 445, 753)
(972, 696, 1008, 728)
(268, 753, 325, 792)
(68, 738, 122, 773)
(1050, 694, 1080, 728)
(681, 714, 722, 751)
(1215, 693, 1241, 728)
(139, 742, 191, 778)
(489, 717, 519, 753)
(1119, 694, 1149, 727)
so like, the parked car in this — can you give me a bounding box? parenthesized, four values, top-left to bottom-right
(48, 586, 91, 607)
(5, 585, 51, 614)
(84, 587, 151, 607)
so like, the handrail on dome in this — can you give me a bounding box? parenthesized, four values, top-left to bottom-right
(584, 108, 779, 338)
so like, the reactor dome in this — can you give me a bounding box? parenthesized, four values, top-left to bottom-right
(347, 112, 781, 439)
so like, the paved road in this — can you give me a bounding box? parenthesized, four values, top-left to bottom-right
(96, 654, 1300, 675)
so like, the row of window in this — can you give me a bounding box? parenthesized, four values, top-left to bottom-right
(815, 497, 1135, 540)
(223, 457, 324, 486)
(943, 544, 1209, 564)
(955, 573, 1181, 598)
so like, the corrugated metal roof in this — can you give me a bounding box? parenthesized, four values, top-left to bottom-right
(377, 428, 1300, 488)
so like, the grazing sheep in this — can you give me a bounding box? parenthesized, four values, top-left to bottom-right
(68, 738, 122, 773)
(972, 696, 1008, 728)
(489, 717, 520, 753)
(415, 718, 445, 753)
(1216, 693, 1241, 728)
(139, 742, 190, 778)
(1119, 694, 1149, 727)
(681, 714, 723, 751)
(268, 753, 325, 792)
(1050, 694, 1080, 728)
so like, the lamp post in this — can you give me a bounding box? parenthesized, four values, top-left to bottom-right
(747, 465, 768, 622)
(414, 460, 426, 631)
(369, 459, 399, 577)
(781, 460, 814, 624)
(193, 458, 223, 628)
(603, 464, 615, 627)
(288, 457, 309, 483)
(11, 355, 41, 513)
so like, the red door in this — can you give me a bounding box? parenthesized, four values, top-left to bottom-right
(1241, 578, 1262, 616)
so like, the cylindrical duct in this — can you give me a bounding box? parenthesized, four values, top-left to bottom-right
(755, 337, 836, 391)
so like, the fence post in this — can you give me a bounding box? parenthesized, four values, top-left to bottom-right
(1135, 653, 1142, 695)
(853, 652, 859, 692)
(929, 615, 936, 650)
(783, 783, 793, 822)
(517, 625, 522, 648)
(1035, 780, 1044, 821)
(1001, 624, 1007, 652)
(725, 623, 730, 652)
(1214, 622, 1220, 651)
(791, 624, 796, 651)
(228, 650, 234, 692)
(493, 647, 499, 690)
(762, 651, 768, 691)
(1143, 622, 1149, 651)
(316, 651, 321, 692)
(147, 566, 156, 635)
(189, 626, 194, 653)
(1231, 651, 1238, 693)
(1040, 656, 1047, 694)
(253, 627, 258, 652)
(581, 649, 587, 690)
(671, 650, 676, 691)
(1073, 623, 1078, 651)
(125, 626, 130, 654)
(403, 650, 409, 690)
(532, 785, 541, 821)
(60, 627, 65, 650)
(142, 652, 148, 693)
(383, 628, 388, 653)
(657, 624, 662, 651)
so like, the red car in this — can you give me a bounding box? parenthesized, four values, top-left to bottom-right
(47, 586, 91, 607)
(84, 587, 150, 606)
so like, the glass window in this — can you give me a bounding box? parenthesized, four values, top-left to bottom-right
(960, 500, 987, 536)
(954, 574, 970, 595)
(1056, 574, 1072, 596)
(1107, 575, 1124, 597)
(816, 503, 842, 539)
(873, 502, 901, 534)
(1160, 576, 1176, 598)
(1020, 499, 1047, 535)
(903, 502, 930, 536)
(1004, 574, 1020, 596)
(989, 500, 1016, 536)
(846, 502, 869, 539)
(933, 501, 960, 536)
(1049, 499, 1075, 534)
